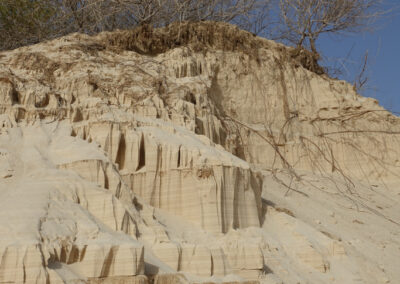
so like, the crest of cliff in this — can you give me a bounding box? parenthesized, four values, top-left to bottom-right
(0, 22, 399, 284)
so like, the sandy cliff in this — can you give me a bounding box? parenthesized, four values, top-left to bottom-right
(0, 22, 399, 284)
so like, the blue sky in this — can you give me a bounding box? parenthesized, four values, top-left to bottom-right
(317, 2, 400, 113)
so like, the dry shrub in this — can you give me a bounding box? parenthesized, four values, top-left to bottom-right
(274, 45, 325, 75)
(103, 22, 262, 57)
(288, 47, 325, 75)
(58, 43, 105, 56)
(102, 21, 325, 75)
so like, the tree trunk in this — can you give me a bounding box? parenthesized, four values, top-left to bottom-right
(309, 37, 318, 57)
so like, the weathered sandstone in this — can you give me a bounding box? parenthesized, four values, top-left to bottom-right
(0, 22, 399, 284)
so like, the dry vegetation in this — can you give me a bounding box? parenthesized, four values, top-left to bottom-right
(0, 0, 388, 87)
(100, 21, 328, 75)
(102, 22, 263, 55)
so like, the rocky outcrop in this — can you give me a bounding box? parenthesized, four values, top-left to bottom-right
(0, 22, 399, 284)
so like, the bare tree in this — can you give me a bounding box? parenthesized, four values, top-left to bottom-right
(145, 0, 265, 29)
(278, 0, 383, 56)
(0, 0, 267, 50)
(53, 0, 265, 32)
(0, 0, 57, 50)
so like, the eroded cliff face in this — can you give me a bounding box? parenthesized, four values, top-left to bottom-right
(0, 22, 399, 284)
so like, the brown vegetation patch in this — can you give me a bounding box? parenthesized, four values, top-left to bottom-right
(58, 43, 105, 56)
(275, 45, 325, 75)
(102, 21, 324, 74)
(288, 47, 325, 75)
(103, 22, 263, 59)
